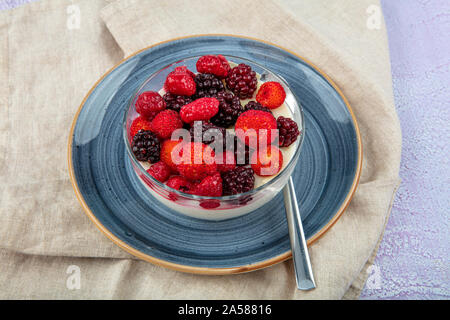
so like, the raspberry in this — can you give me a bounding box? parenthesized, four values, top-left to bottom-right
(221, 166, 255, 195)
(235, 110, 278, 147)
(215, 150, 237, 173)
(199, 200, 220, 209)
(147, 161, 172, 182)
(277, 116, 300, 147)
(135, 91, 166, 119)
(160, 139, 182, 171)
(130, 116, 153, 138)
(180, 97, 220, 123)
(189, 173, 222, 197)
(150, 109, 183, 139)
(164, 67, 196, 96)
(189, 121, 227, 147)
(166, 176, 193, 192)
(256, 81, 286, 109)
(196, 55, 230, 79)
(193, 73, 225, 98)
(210, 91, 243, 128)
(225, 63, 257, 99)
(244, 101, 272, 114)
(176, 142, 217, 181)
(163, 93, 193, 112)
(251, 146, 283, 176)
(131, 130, 160, 163)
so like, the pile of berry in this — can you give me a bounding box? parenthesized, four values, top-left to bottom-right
(129, 54, 300, 198)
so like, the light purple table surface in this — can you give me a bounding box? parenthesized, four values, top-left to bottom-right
(1, 0, 449, 300)
(359, 0, 449, 300)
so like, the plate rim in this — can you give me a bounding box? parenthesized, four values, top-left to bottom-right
(67, 34, 363, 275)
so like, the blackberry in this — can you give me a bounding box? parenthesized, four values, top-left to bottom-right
(225, 63, 257, 99)
(131, 130, 160, 163)
(189, 121, 227, 148)
(222, 166, 255, 195)
(193, 73, 225, 98)
(244, 101, 272, 114)
(163, 93, 192, 112)
(210, 91, 243, 128)
(182, 122, 191, 130)
(277, 116, 300, 147)
(233, 136, 251, 166)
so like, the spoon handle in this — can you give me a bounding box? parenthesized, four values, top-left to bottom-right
(283, 177, 316, 290)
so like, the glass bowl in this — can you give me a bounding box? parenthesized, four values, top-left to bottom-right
(123, 55, 305, 220)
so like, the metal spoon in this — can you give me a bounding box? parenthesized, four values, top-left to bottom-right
(283, 176, 316, 290)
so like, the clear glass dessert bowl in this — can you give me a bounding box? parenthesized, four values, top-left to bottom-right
(123, 55, 305, 220)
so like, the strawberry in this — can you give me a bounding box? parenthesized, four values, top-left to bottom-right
(172, 66, 195, 79)
(150, 109, 183, 139)
(160, 139, 183, 171)
(215, 150, 236, 173)
(130, 116, 153, 138)
(189, 173, 222, 196)
(176, 142, 217, 181)
(166, 176, 193, 192)
(180, 97, 219, 123)
(196, 55, 231, 78)
(164, 67, 196, 96)
(147, 161, 172, 182)
(251, 146, 283, 176)
(256, 81, 286, 109)
(135, 91, 166, 119)
(234, 110, 278, 147)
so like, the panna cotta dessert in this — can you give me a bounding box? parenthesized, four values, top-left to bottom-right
(126, 55, 302, 220)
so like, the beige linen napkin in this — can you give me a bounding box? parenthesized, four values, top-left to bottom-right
(0, 0, 401, 299)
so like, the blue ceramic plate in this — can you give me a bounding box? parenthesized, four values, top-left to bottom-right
(69, 35, 362, 274)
